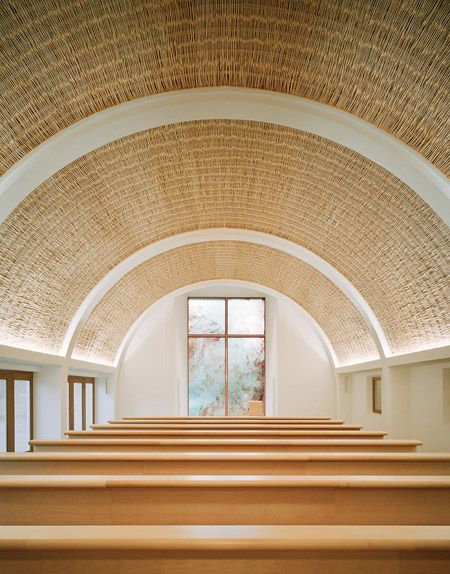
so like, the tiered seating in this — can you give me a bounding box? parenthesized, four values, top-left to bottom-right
(2, 474, 450, 525)
(1, 416, 449, 573)
(2, 451, 450, 475)
(2, 524, 449, 573)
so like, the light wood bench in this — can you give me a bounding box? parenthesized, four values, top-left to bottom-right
(29, 438, 422, 453)
(0, 525, 449, 574)
(116, 418, 345, 425)
(65, 429, 387, 440)
(95, 422, 362, 430)
(1, 451, 449, 476)
(1, 474, 449, 526)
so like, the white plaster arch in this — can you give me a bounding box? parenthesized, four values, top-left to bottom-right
(63, 228, 389, 362)
(114, 279, 340, 370)
(1, 87, 449, 226)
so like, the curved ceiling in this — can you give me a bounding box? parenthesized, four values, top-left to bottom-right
(0, 1, 448, 368)
(0, 120, 448, 357)
(1, 0, 448, 177)
(72, 241, 379, 366)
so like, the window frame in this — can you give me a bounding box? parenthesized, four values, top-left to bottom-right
(68, 375, 95, 430)
(371, 375, 382, 414)
(0, 369, 34, 452)
(187, 297, 266, 416)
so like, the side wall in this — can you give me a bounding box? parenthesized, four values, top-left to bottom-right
(338, 359, 450, 452)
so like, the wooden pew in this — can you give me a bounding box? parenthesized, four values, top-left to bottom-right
(112, 417, 342, 424)
(94, 423, 362, 430)
(65, 429, 387, 440)
(1, 524, 449, 574)
(1, 474, 449, 526)
(29, 438, 422, 453)
(1, 451, 450, 476)
(2, 451, 450, 476)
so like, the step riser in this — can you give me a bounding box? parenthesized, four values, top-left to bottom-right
(1, 486, 449, 526)
(1, 549, 449, 574)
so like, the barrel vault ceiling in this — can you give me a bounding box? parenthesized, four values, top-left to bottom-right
(0, 0, 449, 365)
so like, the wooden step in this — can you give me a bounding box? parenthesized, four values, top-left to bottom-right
(1, 451, 449, 476)
(30, 438, 422, 453)
(66, 429, 387, 439)
(1, 475, 449, 526)
(0, 525, 449, 574)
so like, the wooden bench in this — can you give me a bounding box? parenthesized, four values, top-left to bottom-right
(113, 417, 342, 424)
(2, 451, 450, 475)
(0, 525, 449, 574)
(1, 474, 449, 526)
(29, 438, 422, 453)
(95, 422, 362, 430)
(65, 429, 387, 440)
(1, 451, 449, 476)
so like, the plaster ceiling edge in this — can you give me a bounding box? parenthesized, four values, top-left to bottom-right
(0, 87, 448, 227)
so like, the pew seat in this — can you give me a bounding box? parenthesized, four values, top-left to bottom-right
(2, 451, 449, 476)
(29, 438, 422, 453)
(1, 474, 449, 525)
(65, 429, 387, 439)
(1, 525, 449, 574)
(113, 417, 341, 424)
(94, 423, 362, 430)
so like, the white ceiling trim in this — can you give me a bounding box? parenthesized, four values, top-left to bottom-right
(1, 87, 449, 226)
(63, 229, 388, 363)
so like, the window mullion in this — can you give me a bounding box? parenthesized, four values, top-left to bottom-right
(225, 297, 228, 416)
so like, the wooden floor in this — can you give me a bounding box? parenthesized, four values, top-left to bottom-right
(1, 415, 450, 572)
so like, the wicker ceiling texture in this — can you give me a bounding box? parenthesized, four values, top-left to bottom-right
(1, 120, 448, 359)
(73, 241, 379, 366)
(1, 0, 449, 177)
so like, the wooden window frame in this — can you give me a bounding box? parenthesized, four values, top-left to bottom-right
(372, 375, 382, 414)
(0, 370, 33, 452)
(68, 375, 95, 431)
(187, 297, 266, 416)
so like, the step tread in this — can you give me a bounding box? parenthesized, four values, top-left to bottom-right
(29, 438, 422, 445)
(1, 451, 447, 461)
(1, 474, 449, 488)
(1, 524, 449, 551)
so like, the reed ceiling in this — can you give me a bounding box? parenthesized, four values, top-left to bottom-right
(73, 241, 379, 365)
(0, 120, 448, 359)
(0, 1, 449, 364)
(1, 0, 449, 176)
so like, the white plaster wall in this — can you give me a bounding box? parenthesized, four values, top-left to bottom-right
(276, 297, 336, 417)
(94, 375, 115, 424)
(33, 365, 64, 439)
(338, 360, 450, 452)
(409, 360, 450, 452)
(337, 369, 385, 432)
(117, 303, 174, 417)
(117, 285, 336, 418)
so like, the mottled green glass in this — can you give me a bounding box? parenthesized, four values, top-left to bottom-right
(228, 337, 265, 416)
(188, 298, 225, 334)
(188, 337, 225, 416)
(228, 298, 265, 334)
